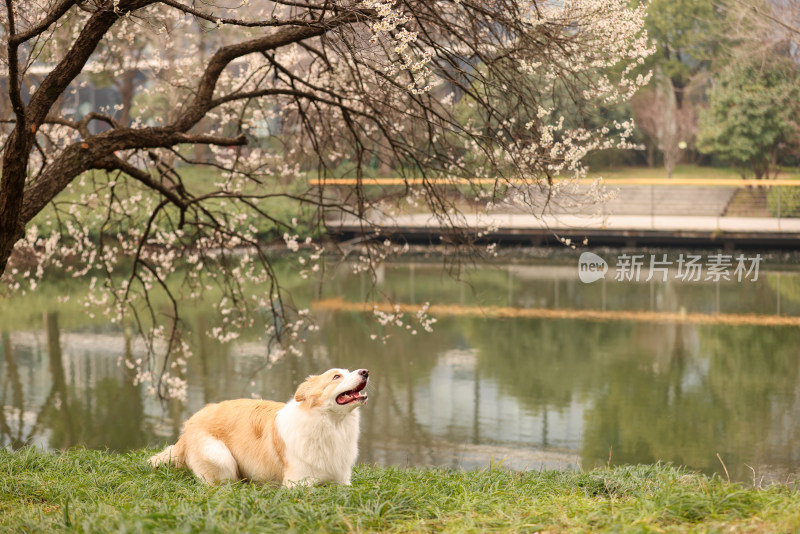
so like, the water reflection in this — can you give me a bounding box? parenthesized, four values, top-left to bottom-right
(0, 314, 151, 451)
(2, 257, 799, 483)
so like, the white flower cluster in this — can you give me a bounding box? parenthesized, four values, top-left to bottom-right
(361, 0, 434, 93)
(351, 238, 410, 275)
(370, 300, 437, 342)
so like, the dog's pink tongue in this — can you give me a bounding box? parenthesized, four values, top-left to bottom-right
(337, 391, 361, 404)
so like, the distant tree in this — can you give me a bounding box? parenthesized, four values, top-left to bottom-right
(697, 55, 800, 179)
(644, 0, 719, 103)
(631, 0, 720, 173)
(726, 0, 800, 54)
(631, 72, 698, 177)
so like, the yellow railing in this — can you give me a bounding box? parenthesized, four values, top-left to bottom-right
(312, 298, 800, 328)
(308, 177, 800, 187)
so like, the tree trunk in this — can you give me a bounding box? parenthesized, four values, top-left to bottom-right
(1, 6, 121, 278)
(664, 145, 677, 178)
(646, 141, 655, 168)
(0, 129, 34, 277)
(117, 69, 137, 127)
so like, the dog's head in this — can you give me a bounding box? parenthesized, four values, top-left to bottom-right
(293, 368, 369, 411)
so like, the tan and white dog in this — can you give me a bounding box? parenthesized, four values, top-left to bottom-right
(149, 368, 369, 486)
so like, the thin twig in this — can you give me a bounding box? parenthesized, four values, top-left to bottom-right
(716, 453, 731, 484)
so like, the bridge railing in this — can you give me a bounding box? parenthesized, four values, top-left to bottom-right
(309, 177, 800, 230)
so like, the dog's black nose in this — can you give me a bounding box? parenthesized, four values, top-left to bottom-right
(358, 369, 369, 378)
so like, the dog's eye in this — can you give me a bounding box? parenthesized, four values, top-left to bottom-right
(333, 374, 341, 380)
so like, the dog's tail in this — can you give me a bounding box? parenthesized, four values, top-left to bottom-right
(149, 443, 184, 469)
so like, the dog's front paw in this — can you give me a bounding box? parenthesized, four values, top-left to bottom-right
(283, 475, 320, 487)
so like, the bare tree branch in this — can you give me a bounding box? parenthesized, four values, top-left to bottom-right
(157, 0, 320, 28)
(8, 0, 79, 45)
(171, 10, 363, 132)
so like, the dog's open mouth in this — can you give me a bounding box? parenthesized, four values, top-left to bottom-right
(336, 380, 368, 405)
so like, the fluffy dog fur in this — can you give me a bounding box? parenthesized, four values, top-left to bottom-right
(149, 368, 369, 486)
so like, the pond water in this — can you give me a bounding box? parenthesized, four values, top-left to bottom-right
(2, 249, 800, 484)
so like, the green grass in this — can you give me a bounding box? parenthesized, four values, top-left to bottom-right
(768, 186, 800, 217)
(1, 448, 799, 532)
(30, 166, 320, 241)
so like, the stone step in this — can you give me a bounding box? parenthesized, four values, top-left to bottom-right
(723, 188, 770, 217)
(513, 185, 738, 217)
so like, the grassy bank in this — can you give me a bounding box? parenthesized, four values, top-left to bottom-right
(1, 448, 799, 533)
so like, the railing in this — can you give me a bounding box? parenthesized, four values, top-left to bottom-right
(310, 177, 800, 231)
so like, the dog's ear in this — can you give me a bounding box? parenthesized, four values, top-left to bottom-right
(294, 375, 317, 402)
